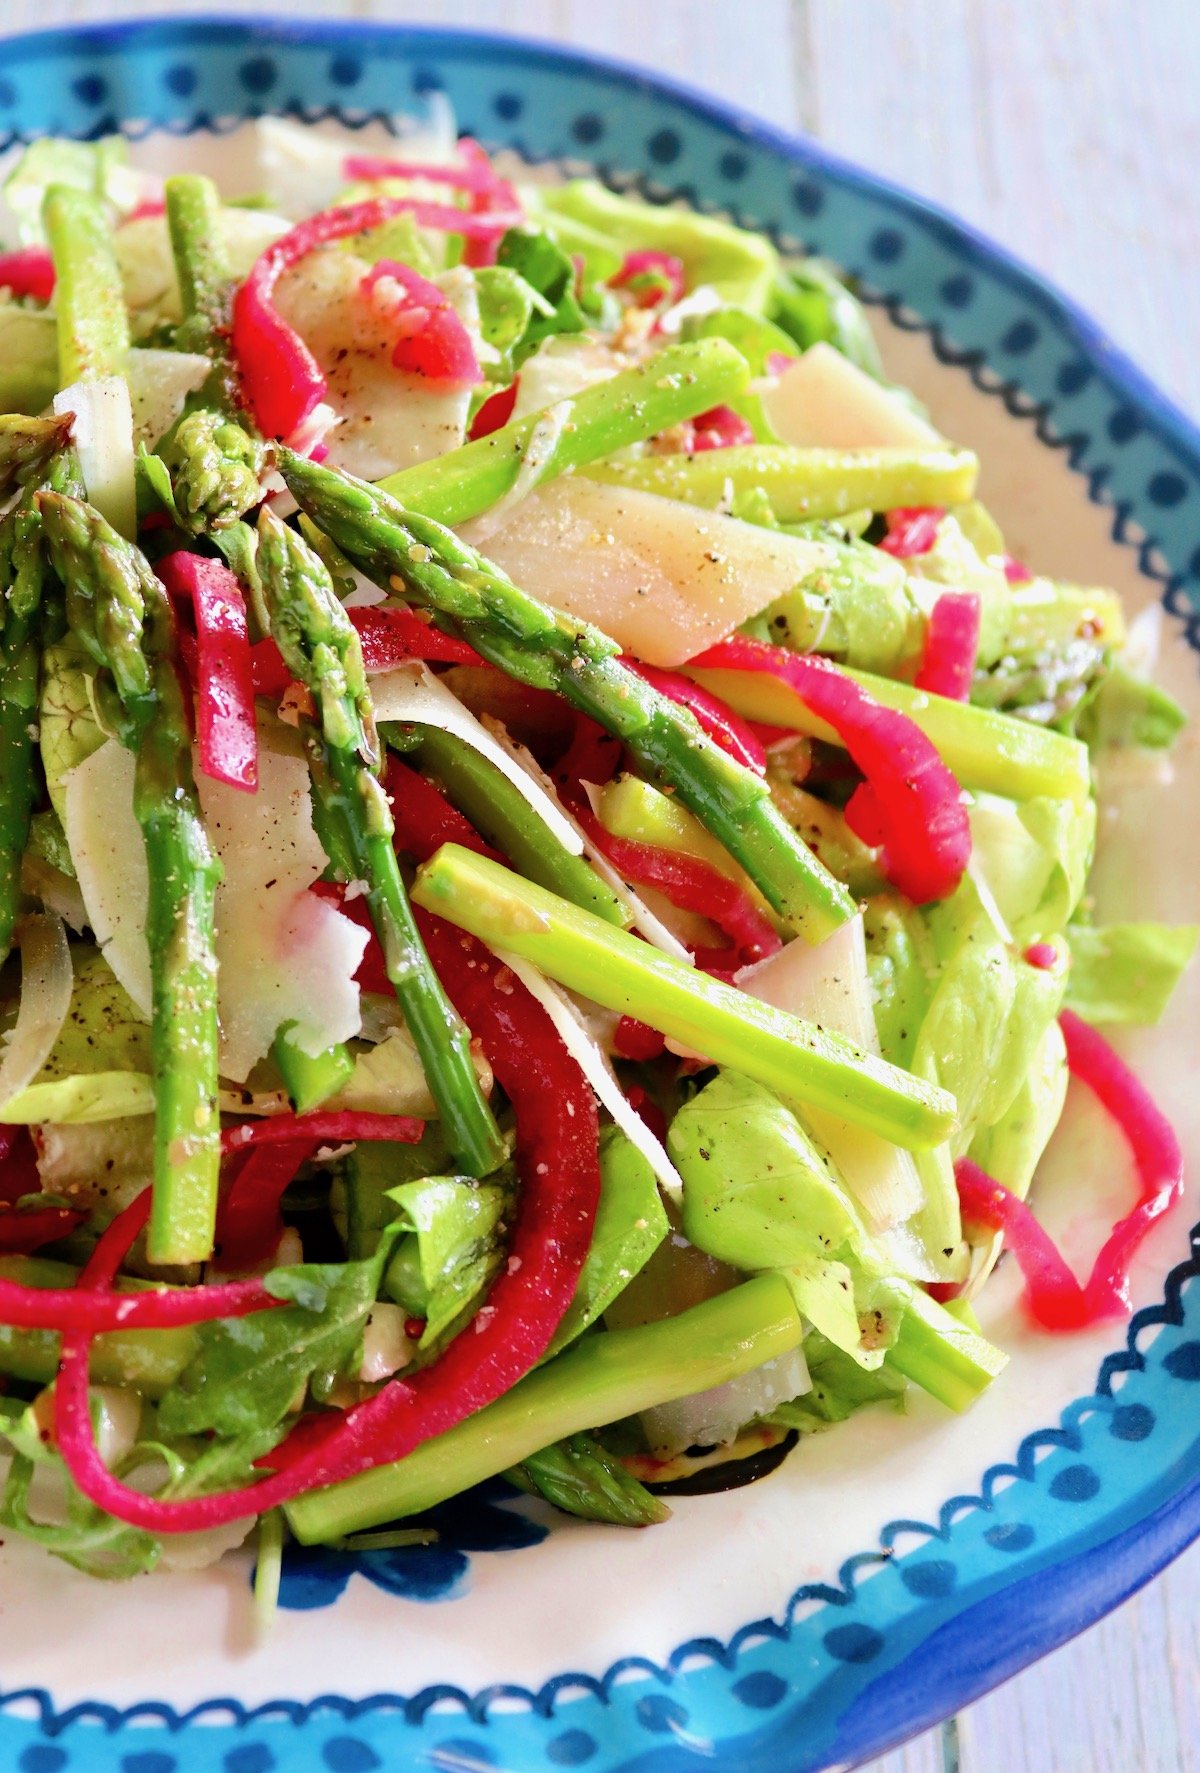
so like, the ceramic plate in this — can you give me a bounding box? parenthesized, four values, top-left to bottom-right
(0, 18, 1197, 1773)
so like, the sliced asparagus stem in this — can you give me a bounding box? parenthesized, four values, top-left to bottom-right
(255, 508, 505, 1178)
(162, 174, 265, 530)
(42, 185, 131, 387)
(412, 845, 956, 1151)
(688, 661, 1092, 804)
(37, 492, 222, 1265)
(271, 1023, 356, 1115)
(886, 1284, 1007, 1409)
(375, 337, 752, 523)
(399, 724, 627, 926)
(582, 443, 980, 521)
(285, 1273, 802, 1542)
(280, 451, 854, 941)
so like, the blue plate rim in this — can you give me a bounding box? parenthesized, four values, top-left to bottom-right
(0, 18, 1197, 1771)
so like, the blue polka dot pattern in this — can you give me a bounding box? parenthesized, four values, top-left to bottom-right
(985, 1521, 1036, 1553)
(647, 128, 682, 165)
(792, 180, 824, 217)
(1049, 1464, 1101, 1503)
(328, 55, 362, 88)
(163, 63, 197, 97)
(224, 1747, 275, 1773)
(719, 150, 748, 181)
(120, 1755, 177, 1773)
(635, 1695, 689, 1733)
(19, 1750, 67, 1773)
(412, 67, 444, 95)
(572, 113, 604, 145)
(0, 78, 15, 107)
(1107, 407, 1140, 444)
(1147, 471, 1187, 508)
(239, 57, 277, 95)
(321, 1741, 381, 1773)
(1109, 1402, 1155, 1441)
(1164, 1340, 1200, 1380)
(823, 1623, 884, 1664)
(72, 73, 107, 105)
(940, 273, 974, 308)
(1056, 360, 1091, 395)
(869, 228, 905, 264)
(1001, 319, 1039, 355)
(494, 92, 523, 120)
(732, 1670, 789, 1709)
(546, 1730, 597, 1766)
(899, 1559, 957, 1599)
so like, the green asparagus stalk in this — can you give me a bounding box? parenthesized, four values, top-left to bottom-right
(271, 1022, 356, 1114)
(375, 337, 752, 524)
(398, 724, 628, 927)
(688, 660, 1092, 804)
(582, 443, 980, 522)
(37, 492, 222, 1266)
(42, 185, 131, 386)
(512, 1433, 670, 1527)
(0, 413, 76, 499)
(255, 507, 505, 1177)
(162, 174, 266, 532)
(412, 845, 956, 1150)
(886, 1284, 1007, 1409)
(279, 451, 854, 941)
(0, 1256, 197, 1396)
(285, 1273, 802, 1542)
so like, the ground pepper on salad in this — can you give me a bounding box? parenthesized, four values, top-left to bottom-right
(0, 116, 1194, 1587)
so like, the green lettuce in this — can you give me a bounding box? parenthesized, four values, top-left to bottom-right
(0, 303, 58, 412)
(1066, 922, 1199, 1026)
(3, 135, 144, 245)
(767, 259, 884, 377)
(384, 1172, 513, 1349)
(1078, 661, 1187, 752)
(547, 1126, 668, 1356)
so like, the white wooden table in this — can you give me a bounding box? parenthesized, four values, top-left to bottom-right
(5, 1, 1198, 1767)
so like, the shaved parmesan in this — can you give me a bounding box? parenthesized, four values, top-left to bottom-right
(125, 348, 210, 447)
(461, 478, 834, 668)
(0, 914, 72, 1111)
(467, 400, 573, 541)
(498, 952, 684, 1206)
(641, 1349, 811, 1457)
(510, 336, 631, 421)
(763, 341, 942, 449)
(273, 251, 477, 481)
(368, 661, 584, 857)
(737, 919, 924, 1231)
(61, 726, 369, 1083)
(54, 376, 136, 539)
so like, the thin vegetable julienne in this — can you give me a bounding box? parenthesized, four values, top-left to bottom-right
(411, 844, 956, 1151)
(37, 492, 222, 1266)
(254, 507, 505, 1178)
(375, 337, 752, 524)
(279, 451, 855, 941)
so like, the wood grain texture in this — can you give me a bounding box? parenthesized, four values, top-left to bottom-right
(1, 2, 1197, 1769)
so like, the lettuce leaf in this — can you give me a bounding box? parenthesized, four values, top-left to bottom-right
(1066, 922, 1200, 1026)
(546, 1126, 668, 1357)
(768, 260, 884, 377)
(384, 1172, 513, 1349)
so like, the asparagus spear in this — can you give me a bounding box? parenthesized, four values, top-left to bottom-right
(285, 1273, 803, 1542)
(412, 845, 955, 1150)
(0, 413, 76, 500)
(0, 1256, 196, 1396)
(279, 452, 854, 940)
(161, 174, 266, 533)
(254, 507, 505, 1178)
(400, 724, 628, 926)
(512, 1433, 670, 1527)
(375, 337, 752, 524)
(37, 492, 222, 1266)
(42, 185, 131, 387)
(582, 443, 980, 522)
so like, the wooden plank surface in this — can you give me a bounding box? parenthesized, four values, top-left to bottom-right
(2, 2, 1197, 1769)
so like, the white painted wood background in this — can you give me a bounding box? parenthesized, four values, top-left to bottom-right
(3, 2, 1198, 1768)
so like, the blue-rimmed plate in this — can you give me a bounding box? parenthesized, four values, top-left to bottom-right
(0, 18, 1197, 1773)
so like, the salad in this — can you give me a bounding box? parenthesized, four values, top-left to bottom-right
(0, 114, 1194, 1592)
